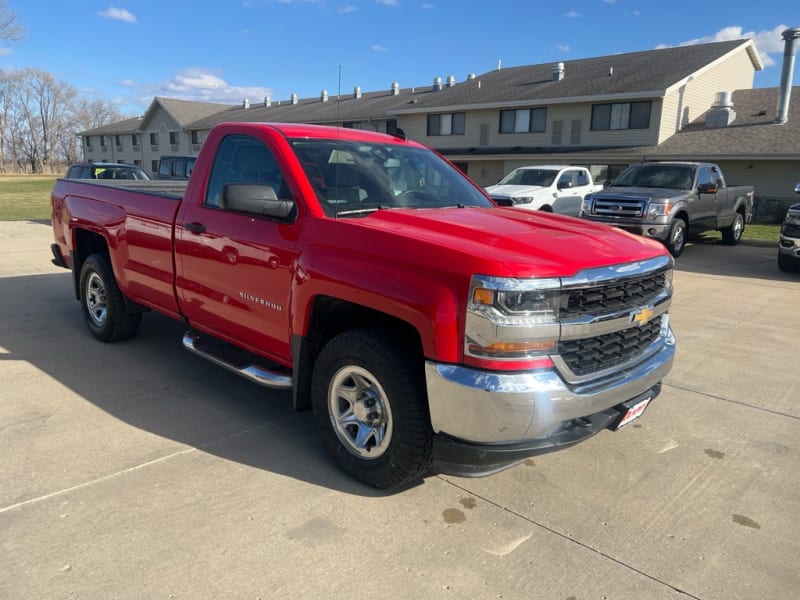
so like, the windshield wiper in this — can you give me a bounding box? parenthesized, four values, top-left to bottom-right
(336, 206, 389, 217)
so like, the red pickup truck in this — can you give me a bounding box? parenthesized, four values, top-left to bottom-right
(51, 122, 676, 489)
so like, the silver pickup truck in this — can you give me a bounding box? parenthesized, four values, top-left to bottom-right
(580, 162, 754, 257)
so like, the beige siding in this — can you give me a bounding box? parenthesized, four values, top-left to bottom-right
(403, 100, 664, 152)
(659, 48, 756, 143)
(718, 159, 800, 202)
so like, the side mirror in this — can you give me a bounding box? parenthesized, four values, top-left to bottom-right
(557, 180, 574, 190)
(603, 180, 612, 189)
(794, 182, 800, 194)
(223, 183, 294, 219)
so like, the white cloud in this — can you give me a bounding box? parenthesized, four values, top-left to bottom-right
(564, 10, 581, 18)
(557, 44, 570, 52)
(372, 44, 389, 52)
(0, 48, 13, 56)
(339, 4, 358, 13)
(603, 0, 616, 4)
(119, 78, 134, 86)
(662, 25, 789, 68)
(137, 68, 274, 104)
(376, 0, 398, 6)
(421, 2, 435, 7)
(97, 7, 137, 24)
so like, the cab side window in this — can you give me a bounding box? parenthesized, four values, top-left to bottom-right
(696, 167, 713, 190)
(205, 134, 287, 208)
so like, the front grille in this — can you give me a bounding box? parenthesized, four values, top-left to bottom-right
(592, 197, 646, 217)
(559, 318, 662, 376)
(491, 196, 514, 207)
(561, 271, 667, 317)
(781, 222, 800, 238)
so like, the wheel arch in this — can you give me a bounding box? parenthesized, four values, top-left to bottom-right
(291, 296, 424, 411)
(71, 228, 110, 300)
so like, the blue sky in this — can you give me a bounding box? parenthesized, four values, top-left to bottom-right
(1, 0, 796, 115)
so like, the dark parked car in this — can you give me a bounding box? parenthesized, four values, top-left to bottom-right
(65, 162, 151, 181)
(156, 155, 196, 180)
(777, 183, 800, 272)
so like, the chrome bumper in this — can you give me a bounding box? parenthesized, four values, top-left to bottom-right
(425, 326, 675, 445)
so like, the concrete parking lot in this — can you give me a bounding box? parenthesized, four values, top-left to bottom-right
(1, 220, 798, 600)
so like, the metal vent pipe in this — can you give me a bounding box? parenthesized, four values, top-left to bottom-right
(776, 27, 800, 124)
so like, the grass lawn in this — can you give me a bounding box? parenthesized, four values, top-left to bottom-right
(0, 174, 59, 221)
(0, 174, 785, 243)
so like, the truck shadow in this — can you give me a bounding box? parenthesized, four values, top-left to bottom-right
(0, 272, 405, 498)
(675, 237, 797, 281)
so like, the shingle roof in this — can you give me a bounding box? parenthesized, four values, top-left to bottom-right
(646, 87, 800, 158)
(78, 116, 143, 136)
(393, 40, 759, 112)
(186, 86, 441, 130)
(144, 96, 231, 128)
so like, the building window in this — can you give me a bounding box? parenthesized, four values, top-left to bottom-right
(99, 135, 107, 147)
(342, 122, 355, 129)
(131, 133, 139, 146)
(191, 130, 201, 144)
(85, 136, 92, 148)
(427, 112, 465, 136)
(149, 132, 158, 146)
(115, 134, 123, 146)
(591, 101, 652, 130)
(133, 160, 142, 167)
(169, 131, 180, 145)
(151, 160, 159, 173)
(499, 108, 546, 133)
(385, 120, 398, 135)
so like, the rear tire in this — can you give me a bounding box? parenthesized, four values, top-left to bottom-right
(79, 254, 142, 342)
(311, 328, 433, 489)
(721, 212, 744, 245)
(665, 218, 687, 257)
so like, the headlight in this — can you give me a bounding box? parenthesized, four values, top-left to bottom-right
(647, 201, 671, 219)
(581, 196, 592, 215)
(786, 209, 800, 224)
(466, 276, 561, 360)
(513, 196, 534, 205)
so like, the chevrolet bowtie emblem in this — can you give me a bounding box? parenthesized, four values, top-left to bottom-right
(630, 307, 654, 327)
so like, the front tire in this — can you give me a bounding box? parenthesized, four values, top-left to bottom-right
(778, 252, 799, 272)
(721, 212, 744, 245)
(311, 328, 433, 489)
(666, 218, 687, 257)
(79, 254, 142, 342)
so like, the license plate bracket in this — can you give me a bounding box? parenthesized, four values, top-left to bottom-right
(613, 395, 652, 430)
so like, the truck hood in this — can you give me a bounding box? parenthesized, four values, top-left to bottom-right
(595, 186, 689, 201)
(484, 184, 547, 197)
(332, 206, 668, 279)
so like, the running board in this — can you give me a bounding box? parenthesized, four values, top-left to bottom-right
(182, 330, 293, 390)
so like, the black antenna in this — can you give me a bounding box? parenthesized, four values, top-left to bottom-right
(337, 64, 342, 127)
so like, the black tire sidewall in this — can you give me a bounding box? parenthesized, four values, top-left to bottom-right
(79, 254, 140, 342)
(311, 328, 433, 489)
(667, 219, 687, 257)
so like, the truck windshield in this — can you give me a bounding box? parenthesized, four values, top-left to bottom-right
(291, 139, 493, 217)
(612, 165, 694, 190)
(498, 168, 557, 187)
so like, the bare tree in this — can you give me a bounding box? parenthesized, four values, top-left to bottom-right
(1, 68, 126, 172)
(0, 0, 23, 41)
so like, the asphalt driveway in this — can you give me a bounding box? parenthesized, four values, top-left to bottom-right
(1, 221, 798, 600)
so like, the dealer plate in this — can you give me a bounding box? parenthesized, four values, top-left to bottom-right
(615, 396, 652, 430)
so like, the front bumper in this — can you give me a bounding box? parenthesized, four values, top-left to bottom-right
(424, 325, 675, 476)
(583, 218, 670, 241)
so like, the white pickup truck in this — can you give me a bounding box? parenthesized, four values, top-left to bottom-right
(485, 165, 602, 216)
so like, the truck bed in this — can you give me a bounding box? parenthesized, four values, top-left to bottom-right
(57, 178, 189, 199)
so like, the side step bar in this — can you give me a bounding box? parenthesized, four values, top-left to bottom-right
(182, 330, 293, 390)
